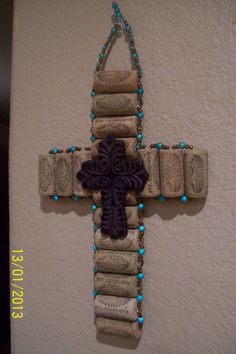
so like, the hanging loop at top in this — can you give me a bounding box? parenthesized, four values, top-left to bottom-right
(94, 1, 143, 78)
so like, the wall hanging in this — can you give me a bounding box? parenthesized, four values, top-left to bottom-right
(38, 1, 208, 339)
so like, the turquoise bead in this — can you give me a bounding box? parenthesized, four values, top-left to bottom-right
(112, 2, 118, 9)
(136, 143, 142, 150)
(51, 148, 58, 154)
(138, 203, 145, 210)
(91, 204, 97, 212)
(137, 133, 143, 141)
(137, 88, 144, 95)
(52, 194, 60, 201)
(137, 316, 144, 324)
(90, 113, 96, 120)
(93, 289, 98, 296)
(99, 53, 105, 59)
(90, 135, 96, 142)
(137, 295, 143, 302)
(72, 195, 80, 201)
(138, 248, 145, 255)
(93, 267, 97, 273)
(132, 53, 138, 59)
(156, 142, 163, 150)
(114, 8, 121, 15)
(159, 195, 165, 202)
(137, 273, 144, 280)
(92, 245, 97, 251)
(111, 27, 117, 34)
(181, 195, 188, 203)
(125, 25, 131, 32)
(139, 225, 145, 233)
(93, 224, 98, 232)
(91, 90, 96, 97)
(136, 112, 144, 119)
(179, 141, 186, 149)
(69, 146, 76, 153)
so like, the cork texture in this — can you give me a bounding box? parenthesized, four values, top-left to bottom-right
(138, 148, 160, 197)
(94, 295, 138, 321)
(95, 317, 142, 339)
(94, 229, 140, 251)
(91, 116, 138, 138)
(94, 273, 138, 297)
(92, 93, 138, 117)
(38, 154, 54, 196)
(184, 148, 208, 198)
(93, 70, 138, 93)
(94, 250, 139, 275)
(160, 149, 184, 197)
(73, 150, 92, 197)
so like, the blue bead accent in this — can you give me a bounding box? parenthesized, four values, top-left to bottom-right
(137, 88, 144, 95)
(52, 194, 60, 201)
(136, 143, 142, 150)
(132, 53, 138, 59)
(139, 225, 145, 233)
(69, 146, 76, 153)
(99, 53, 105, 59)
(137, 316, 144, 324)
(93, 224, 98, 232)
(156, 142, 163, 150)
(136, 111, 144, 119)
(138, 203, 145, 210)
(159, 195, 165, 202)
(114, 8, 121, 15)
(181, 195, 188, 203)
(125, 25, 131, 32)
(112, 2, 119, 9)
(137, 273, 144, 280)
(136, 133, 143, 141)
(137, 295, 143, 302)
(91, 204, 97, 212)
(92, 245, 97, 251)
(138, 248, 145, 255)
(92, 289, 98, 296)
(51, 148, 58, 155)
(111, 27, 117, 34)
(93, 267, 97, 273)
(90, 113, 96, 120)
(179, 141, 186, 149)
(91, 90, 96, 97)
(90, 135, 96, 142)
(72, 195, 80, 201)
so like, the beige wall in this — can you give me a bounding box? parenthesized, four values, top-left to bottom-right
(10, 0, 236, 353)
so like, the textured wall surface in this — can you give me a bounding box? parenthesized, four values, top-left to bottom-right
(10, 0, 236, 353)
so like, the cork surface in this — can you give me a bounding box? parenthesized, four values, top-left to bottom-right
(10, 0, 236, 353)
(93, 70, 138, 93)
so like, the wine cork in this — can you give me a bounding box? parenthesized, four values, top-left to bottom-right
(91, 116, 138, 138)
(54, 153, 73, 196)
(95, 317, 142, 339)
(92, 93, 138, 117)
(73, 150, 92, 197)
(94, 273, 138, 297)
(184, 148, 208, 198)
(94, 250, 139, 275)
(160, 150, 184, 197)
(138, 148, 160, 197)
(93, 70, 138, 93)
(94, 206, 139, 228)
(94, 229, 140, 251)
(38, 154, 54, 196)
(94, 295, 138, 321)
(92, 190, 137, 206)
(92, 137, 137, 159)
